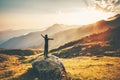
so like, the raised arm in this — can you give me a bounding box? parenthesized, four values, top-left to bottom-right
(48, 38, 54, 40)
(41, 34, 45, 38)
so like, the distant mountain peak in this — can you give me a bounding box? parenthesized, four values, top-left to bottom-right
(106, 14, 120, 28)
(52, 23, 64, 26)
(107, 14, 120, 21)
(114, 14, 120, 18)
(46, 24, 65, 32)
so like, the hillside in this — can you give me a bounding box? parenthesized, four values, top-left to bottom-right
(0, 49, 42, 56)
(50, 15, 120, 58)
(49, 20, 109, 49)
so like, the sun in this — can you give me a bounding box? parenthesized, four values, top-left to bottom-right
(57, 8, 115, 25)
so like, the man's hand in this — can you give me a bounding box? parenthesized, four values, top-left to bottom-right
(41, 34, 45, 38)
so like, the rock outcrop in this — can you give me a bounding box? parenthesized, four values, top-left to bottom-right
(32, 55, 66, 80)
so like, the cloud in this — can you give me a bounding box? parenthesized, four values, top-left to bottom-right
(93, 0, 120, 13)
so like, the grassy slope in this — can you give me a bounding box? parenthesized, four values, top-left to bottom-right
(0, 49, 42, 80)
(63, 56, 120, 80)
(0, 54, 40, 80)
(0, 53, 120, 80)
(50, 26, 120, 58)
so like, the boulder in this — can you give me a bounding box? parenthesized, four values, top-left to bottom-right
(32, 55, 66, 80)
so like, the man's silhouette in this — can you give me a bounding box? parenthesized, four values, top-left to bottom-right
(41, 34, 53, 58)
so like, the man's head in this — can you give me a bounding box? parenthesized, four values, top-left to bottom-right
(45, 34, 48, 38)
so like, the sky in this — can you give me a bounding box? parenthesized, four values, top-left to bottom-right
(0, 0, 120, 31)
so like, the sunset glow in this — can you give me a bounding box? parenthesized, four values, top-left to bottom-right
(0, 0, 119, 30)
(57, 8, 114, 25)
(0, 8, 115, 30)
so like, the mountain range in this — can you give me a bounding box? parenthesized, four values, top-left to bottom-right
(0, 24, 77, 49)
(0, 14, 120, 51)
